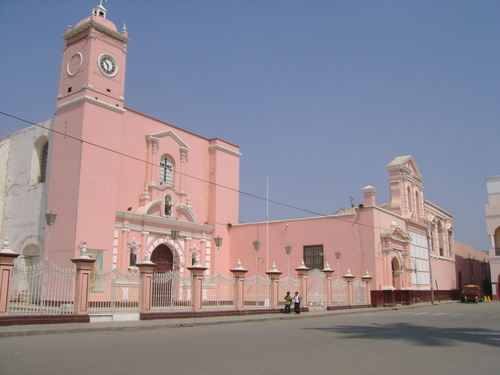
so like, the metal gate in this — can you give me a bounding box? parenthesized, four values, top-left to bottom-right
(9, 262, 76, 316)
(307, 269, 327, 311)
(88, 268, 140, 316)
(244, 274, 271, 309)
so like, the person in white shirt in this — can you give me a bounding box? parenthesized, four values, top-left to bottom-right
(293, 291, 301, 314)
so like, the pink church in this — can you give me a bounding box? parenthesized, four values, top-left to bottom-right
(1, 4, 482, 318)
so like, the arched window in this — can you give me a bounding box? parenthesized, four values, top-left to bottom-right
(30, 136, 49, 185)
(159, 155, 174, 186)
(40, 142, 49, 183)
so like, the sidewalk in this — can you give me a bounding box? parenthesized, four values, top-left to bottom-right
(0, 302, 446, 337)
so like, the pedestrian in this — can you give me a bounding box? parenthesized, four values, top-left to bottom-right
(284, 291, 292, 314)
(293, 291, 301, 314)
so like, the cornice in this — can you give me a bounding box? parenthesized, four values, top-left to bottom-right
(116, 211, 214, 235)
(208, 144, 242, 157)
(63, 18, 131, 43)
(56, 95, 126, 114)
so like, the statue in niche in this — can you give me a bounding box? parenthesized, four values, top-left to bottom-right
(129, 246, 137, 267)
(164, 194, 173, 217)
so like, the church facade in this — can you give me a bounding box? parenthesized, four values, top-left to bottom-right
(1, 3, 475, 307)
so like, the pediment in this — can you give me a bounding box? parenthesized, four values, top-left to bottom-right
(386, 155, 423, 182)
(146, 129, 190, 151)
(381, 227, 411, 243)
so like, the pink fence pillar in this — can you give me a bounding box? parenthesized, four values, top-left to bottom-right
(137, 261, 156, 314)
(230, 260, 248, 311)
(342, 269, 356, 306)
(295, 261, 309, 312)
(266, 263, 283, 310)
(0, 239, 19, 316)
(187, 265, 207, 312)
(71, 257, 96, 315)
(361, 271, 373, 306)
(322, 264, 335, 307)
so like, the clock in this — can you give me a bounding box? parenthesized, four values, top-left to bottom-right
(98, 53, 117, 77)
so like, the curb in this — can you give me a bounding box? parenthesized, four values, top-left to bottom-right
(0, 302, 451, 337)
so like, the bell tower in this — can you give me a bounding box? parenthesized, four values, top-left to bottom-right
(46, 3, 131, 267)
(57, 2, 130, 111)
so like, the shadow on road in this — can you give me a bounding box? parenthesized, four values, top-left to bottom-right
(303, 322, 500, 348)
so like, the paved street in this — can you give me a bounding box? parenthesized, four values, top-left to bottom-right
(1, 302, 499, 375)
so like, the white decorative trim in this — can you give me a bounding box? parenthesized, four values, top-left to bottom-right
(147, 129, 191, 151)
(208, 144, 242, 157)
(176, 204, 197, 223)
(56, 95, 126, 113)
(67, 52, 83, 76)
(63, 18, 131, 43)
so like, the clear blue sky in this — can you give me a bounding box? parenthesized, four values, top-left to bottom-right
(1, 1, 498, 251)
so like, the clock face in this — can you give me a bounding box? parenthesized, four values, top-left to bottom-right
(98, 54, 117, 77)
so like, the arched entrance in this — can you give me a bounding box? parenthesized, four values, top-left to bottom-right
(151, 244, 174, 306)
(151, 244, 174, 273)
(391, 257, 401, 289)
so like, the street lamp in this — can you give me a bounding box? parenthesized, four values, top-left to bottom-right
(335, 251, 341, 278)
(285, 245, 292, 276)
(171, 228, 180, 241)
(253, 240, 261, 275)
(44, 211, 57, 261)
(214, 236, 223, 272)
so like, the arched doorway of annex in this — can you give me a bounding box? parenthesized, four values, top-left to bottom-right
(458, 271, 463, 291)
(146, 235, 185, 274)
(391, 256, 402, 289)
(16, 235, 43, 267)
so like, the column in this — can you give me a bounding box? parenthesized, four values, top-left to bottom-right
(342, 269, 356, 306)
(187, 264, 208, 312)
(136, 261, 156, 314)
(322, 263, 334, 308)
(266, 263, 283, 310)
(0, 239, 19, 316)
(361, 271, 373, 307)
(295, 261, 309, 312)
(230, 260, 248, 311)
(71, 256, 96, 315)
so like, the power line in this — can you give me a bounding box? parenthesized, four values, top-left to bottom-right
(0, 110, 391, 231)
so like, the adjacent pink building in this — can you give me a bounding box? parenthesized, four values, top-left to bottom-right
(0, 3, 485, 308)
(485, 176, 500, 300)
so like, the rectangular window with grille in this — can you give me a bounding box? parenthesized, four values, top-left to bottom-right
(303, 245, 324, 270)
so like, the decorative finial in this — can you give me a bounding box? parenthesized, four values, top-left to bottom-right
(79, 242, 89, 259)
(122, 23, 128, 36)
(66, 25, 73, 33)
(1, 238, 14, 253)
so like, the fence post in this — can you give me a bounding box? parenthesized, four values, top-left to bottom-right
(71, 256, 96, 315)
(342, 269, 356, 306)
(136, 261, 156, 315)
(230, 260, 248, 311)
(0, 239, 19, 316)
(361, 270, 373, 307)
(295, 260, 309, 312)
(266, 263, 283, 311)
(322, 263, 334, 308)
(187, 264, 207, 312)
